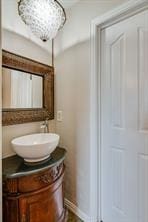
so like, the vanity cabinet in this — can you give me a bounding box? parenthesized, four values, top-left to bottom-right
(3, 148, 67, 222)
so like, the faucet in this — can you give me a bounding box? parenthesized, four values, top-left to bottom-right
(40, 119, 49, 133)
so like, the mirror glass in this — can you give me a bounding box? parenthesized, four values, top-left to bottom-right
(2, 67, 43, 109)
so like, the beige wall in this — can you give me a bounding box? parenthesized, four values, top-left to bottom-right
(2, 29, 52, 65)
(55, 0, 128, 218)
(2, 30, 55, 158)
(55, 41, 90, 214)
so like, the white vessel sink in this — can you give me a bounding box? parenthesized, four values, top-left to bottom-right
(11, 133, 60, 163)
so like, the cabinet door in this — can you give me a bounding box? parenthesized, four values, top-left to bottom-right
(19, 185, 64, 222)
(3, 198, 19, 222)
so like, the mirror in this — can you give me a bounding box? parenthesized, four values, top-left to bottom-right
(2, 68, 43, 109)
(2, 50, 54, 126)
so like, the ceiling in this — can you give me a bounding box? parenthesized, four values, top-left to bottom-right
(59, 0, 80, 9)
(2, 0, 80, 54)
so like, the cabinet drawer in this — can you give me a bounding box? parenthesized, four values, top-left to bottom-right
(18, 163, 64, 193)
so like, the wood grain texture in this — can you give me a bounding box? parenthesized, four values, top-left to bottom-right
(18, 163, 64, 193)
(5, 178, 17, 193)
(3, 161, 66, 222)
(3, 198, 19, 222)
(2, 50, 54, 126)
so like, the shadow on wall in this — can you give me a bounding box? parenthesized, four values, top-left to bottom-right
(55, 39, 91, 216)
(2, 29, 52, 65)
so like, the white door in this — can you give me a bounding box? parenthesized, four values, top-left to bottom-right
(101, 9, 148, 222)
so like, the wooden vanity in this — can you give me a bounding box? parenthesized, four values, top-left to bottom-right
(3, 148, 67, 222)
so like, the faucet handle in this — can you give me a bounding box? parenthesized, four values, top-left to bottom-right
(40, 123, 46, 129)
(40, 119, 49, 133)
(40, 123, 45, 133)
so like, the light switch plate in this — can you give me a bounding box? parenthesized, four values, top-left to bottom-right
(57, 111, 63, 122)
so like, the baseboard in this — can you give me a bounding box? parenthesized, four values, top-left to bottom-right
(64, 198, 98, 222)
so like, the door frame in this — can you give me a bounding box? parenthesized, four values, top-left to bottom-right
(90, 0, 148, 221)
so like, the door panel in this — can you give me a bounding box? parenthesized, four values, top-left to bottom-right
(101, 9, 148, 222)
(110, 34, 125, 128)
(138, 27, 148, 131)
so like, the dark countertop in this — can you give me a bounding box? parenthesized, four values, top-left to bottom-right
(3, 147, 66, 179)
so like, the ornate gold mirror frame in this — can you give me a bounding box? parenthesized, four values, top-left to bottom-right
(2, 50, 54, 126)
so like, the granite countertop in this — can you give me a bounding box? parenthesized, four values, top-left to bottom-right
(3, 147, 66, 179)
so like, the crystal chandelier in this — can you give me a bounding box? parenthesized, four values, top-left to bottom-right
(18, 0, 66, 42)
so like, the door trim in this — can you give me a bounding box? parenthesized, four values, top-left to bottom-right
(90, 0, 148, 221)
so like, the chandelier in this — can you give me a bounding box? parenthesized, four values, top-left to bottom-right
(18, 0, 66, 42)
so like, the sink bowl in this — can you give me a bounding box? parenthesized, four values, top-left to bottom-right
(11, 133, 60, 162)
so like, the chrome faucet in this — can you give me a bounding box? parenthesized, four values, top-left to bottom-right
(40, 119, 49, 133)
